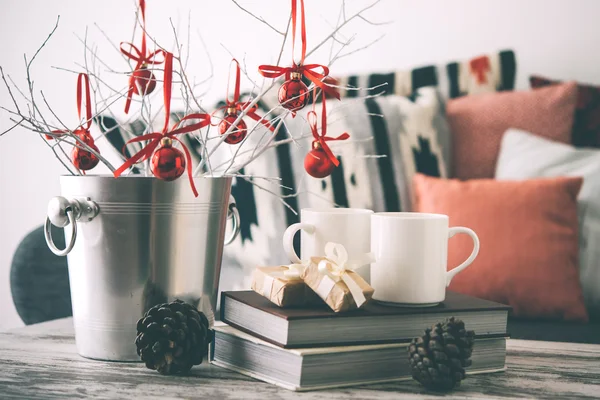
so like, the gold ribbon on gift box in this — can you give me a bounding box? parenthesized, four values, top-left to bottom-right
(261, 263, 306, 298)
(315, 242, 375, 308)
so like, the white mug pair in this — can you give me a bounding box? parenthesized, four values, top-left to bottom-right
(283, 208, 480, 306)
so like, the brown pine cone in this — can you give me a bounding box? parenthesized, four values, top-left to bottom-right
(408, 317, 475, 391)
(135, 299, 212, 375)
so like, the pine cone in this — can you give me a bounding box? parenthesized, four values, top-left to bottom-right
(135, 299, 212, 375)
(408, 317, 475, 391)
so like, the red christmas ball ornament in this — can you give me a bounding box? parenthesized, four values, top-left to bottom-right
(278, 71, 309, 112)
(151, 137, 186, 181)
(71, 129, 100, 171)
(218, 108, 248, 144)
(304, 142, 337, 178)
(130, 65, 157, 96)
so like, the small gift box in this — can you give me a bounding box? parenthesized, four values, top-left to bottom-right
(302, 242, 375, 312)
(251, 265, 322, 307)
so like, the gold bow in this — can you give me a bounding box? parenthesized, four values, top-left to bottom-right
(316, 242, 374, 307)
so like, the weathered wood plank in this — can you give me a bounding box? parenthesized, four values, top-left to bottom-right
(0, 318, 599, 399)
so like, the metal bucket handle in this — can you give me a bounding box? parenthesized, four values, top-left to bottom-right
(44, 208, 78, 257)
(224, 195, 241, 246)
(45, 195, 241, 256)
(44, 196, 99, 256)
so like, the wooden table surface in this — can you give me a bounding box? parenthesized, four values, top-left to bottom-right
(1, 318, 599, 399)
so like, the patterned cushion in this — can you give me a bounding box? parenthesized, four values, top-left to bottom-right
(530, 75, 600, 148)
(333, 49, 516, 99)
(95, 88, 451, 293)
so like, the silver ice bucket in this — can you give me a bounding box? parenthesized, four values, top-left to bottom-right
(44, 176, 240, 361)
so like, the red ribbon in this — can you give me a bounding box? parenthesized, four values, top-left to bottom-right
(258, 0, 340, 101)
(307, 99, 349, 166)
(114, 52, 210, 197)
(47, 73, 93, 140)
(225, 58, 241, 108)
(214, 59, 275, 132)
(121, 0, 165, 114)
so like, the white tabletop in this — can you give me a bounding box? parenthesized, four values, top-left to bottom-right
(1, 318, 600, 399)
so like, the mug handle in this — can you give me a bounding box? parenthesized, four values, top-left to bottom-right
(282, 223, 315, 264)
(446, 227, 480, 286)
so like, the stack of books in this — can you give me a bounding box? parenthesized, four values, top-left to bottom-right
(210, 290, 510, 391)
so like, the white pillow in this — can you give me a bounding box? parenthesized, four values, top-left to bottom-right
(496, 128, 600, 316)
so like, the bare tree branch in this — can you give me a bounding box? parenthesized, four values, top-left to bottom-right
(231, 0, 285, 35)
(357, 14, 393, 26)
(0, 118, 24, 137)
(2, 0, 387, 205)
(305, 0, 382, 59)
(28, 16, 60, 71)
(331, 33, 386, 64)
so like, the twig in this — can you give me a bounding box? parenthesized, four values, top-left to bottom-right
(331, 33, 386, 63)
(194, 28, 214, 91)
(231, 0, 285, 35)
(244, 177, 299, 216)
(6, 75, 31, 105)
(357, 14, 393, 26)
(28, 16, 60, 71)
(0, 67, 22, 115)
(0, 118, 24, 137)
(305, 0, 381, 59)
(276, 13, 293, 66)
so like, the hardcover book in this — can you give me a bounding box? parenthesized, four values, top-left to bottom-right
(220, 290, 510, 348)
(211, 324, 507, 391)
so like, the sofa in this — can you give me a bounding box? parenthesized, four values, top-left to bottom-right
(13, 48, 600, 342)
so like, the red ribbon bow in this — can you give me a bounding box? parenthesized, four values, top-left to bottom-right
(47, 73, 93, 140)
(114, 52, 210, 197)
(120, 0, 165, 114)
(258, 0, 340, 101)
(307, 98, 349, 166)
(214, 59, 275, 132)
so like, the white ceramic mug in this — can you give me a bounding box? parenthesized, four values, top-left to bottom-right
(370, 212, 480, 306)
(282, 208, 373, 282)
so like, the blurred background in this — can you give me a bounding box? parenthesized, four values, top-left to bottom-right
(1, 0, 600, 329)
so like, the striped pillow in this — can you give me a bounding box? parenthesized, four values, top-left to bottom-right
(333, 49, 516, 100)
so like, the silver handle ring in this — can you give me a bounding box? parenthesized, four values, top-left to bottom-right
(44, 208, 77, 256)
(224, 204, 241, 246)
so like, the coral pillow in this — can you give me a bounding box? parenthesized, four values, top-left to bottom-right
(447, 82, 578, 179)
(530, 75, 600, 148)
(413, 173, 588, 322)
(496, 129, 600, 317)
